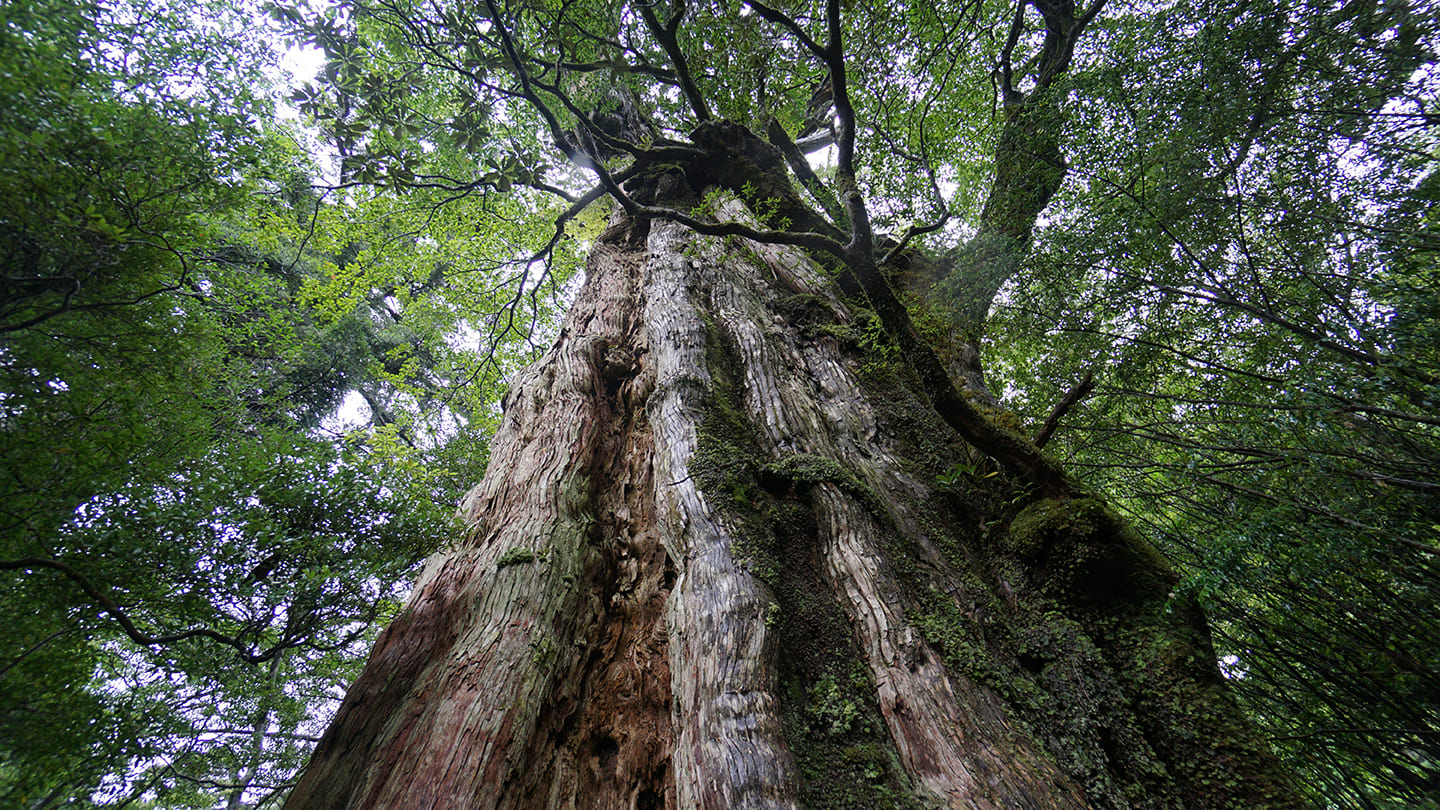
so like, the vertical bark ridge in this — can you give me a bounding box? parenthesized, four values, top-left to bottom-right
(644, 218, 802, 810)
(683, 219, 1090, 808)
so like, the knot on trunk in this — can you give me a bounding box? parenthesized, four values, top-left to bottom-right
(686, 120, 840, 238)
(601, 344, 639, 382)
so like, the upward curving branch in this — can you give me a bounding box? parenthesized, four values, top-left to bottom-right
(941, 0, 1106, 338)
(999, 0, 1108, 107)
(636, 0, 712, 122)
(819, 0, 874, 261)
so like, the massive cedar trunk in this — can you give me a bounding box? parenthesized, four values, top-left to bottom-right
(286, 173, 1300, 808)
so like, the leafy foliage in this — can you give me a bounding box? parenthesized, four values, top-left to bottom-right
(3, 0, 1436, 804)
(0, 0, 566, 804)
(989, 1, 1440, 805)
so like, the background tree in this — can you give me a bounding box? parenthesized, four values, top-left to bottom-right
(0, 0, 572, 804)
(988, 1, 1439, 804)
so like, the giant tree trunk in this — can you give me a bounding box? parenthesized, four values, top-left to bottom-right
(285, 183, 1300, 808)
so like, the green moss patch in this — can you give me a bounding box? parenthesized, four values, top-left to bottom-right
(758, 453, 880, 513)
(686, 315, 779, 583)
(496, 547, 538, 568)
(769, 293, 835, 327)
(768, 494, 927, 810)
(1007, 497, 1108, 558)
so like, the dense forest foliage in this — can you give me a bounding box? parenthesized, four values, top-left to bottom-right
(0, 0, 1435, 806)
(0, 0, 576, 802)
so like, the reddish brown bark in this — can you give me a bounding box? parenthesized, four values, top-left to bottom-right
(287, 194, 1299, 809)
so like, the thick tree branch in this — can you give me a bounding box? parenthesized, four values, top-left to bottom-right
(795, 128, 836, 153)
(815, 0, 873, 259)
(741, 0, 827, 59)
(486, 7, 849, 261)
(599, 167, 848, 257)
(548, 58, 678, 83)
(998, 0, 1107, 107)
(998, 0, 1025, 106)
(539, 83, 684, 163)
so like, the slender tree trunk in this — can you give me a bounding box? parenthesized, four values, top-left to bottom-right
(286, 182, 1301, 808)
(227, 654, 283, 810)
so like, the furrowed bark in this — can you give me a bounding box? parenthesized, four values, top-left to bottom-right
(646, 215, 802, 810)
(285, 211, 669, 810)
(289, 175, 1301, 809)
(678, 215, 1083, 805)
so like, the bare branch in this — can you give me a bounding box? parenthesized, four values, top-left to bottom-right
(881, 214, 952, 265)
(637, 0, 712, 122)
(1033, 369, 1095, 448)
(0, 556, 274, 663)
(795, 128, 836, 153)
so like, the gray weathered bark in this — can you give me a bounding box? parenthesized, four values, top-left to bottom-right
(286, 187, 1300, 809)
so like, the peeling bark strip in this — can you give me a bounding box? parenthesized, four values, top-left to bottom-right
(290, 196, 1298, 808)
